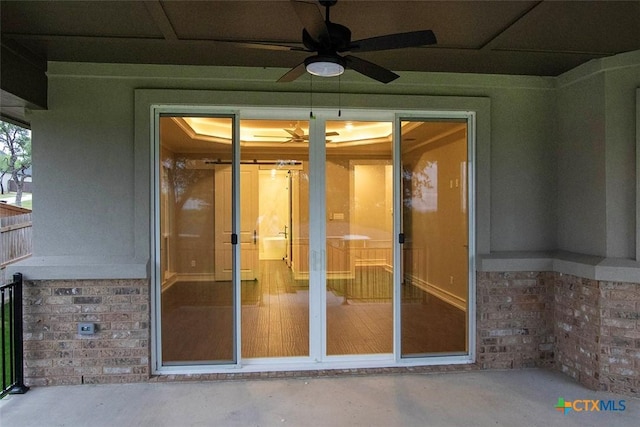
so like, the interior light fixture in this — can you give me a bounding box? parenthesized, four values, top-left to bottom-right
(305, 55, 345, 77)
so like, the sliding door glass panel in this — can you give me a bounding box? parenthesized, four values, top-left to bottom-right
(239, 119, 310, 358)
(325, 120, 394, 356)
(400, 120, 469, 356)
(159, 115, 235, 364)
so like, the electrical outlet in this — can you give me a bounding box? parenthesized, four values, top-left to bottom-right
(78, 323, 96, 335)
(450, 276, 454, 285)
(191, 260, 196, 267)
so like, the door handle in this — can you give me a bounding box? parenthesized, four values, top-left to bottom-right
(253, 230, 257, 245)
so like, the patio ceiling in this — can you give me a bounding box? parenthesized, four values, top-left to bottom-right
(1, 0, 639, 124)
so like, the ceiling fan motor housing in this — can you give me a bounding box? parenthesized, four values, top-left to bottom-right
(302, 22, 351, 54)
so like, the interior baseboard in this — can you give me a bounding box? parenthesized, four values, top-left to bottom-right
(161, 272, 178, 292)
(162, 273, 218, 292)
(405, 274, 467, 312)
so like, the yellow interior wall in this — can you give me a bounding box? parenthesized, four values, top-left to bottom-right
(405, 133, 468, 303)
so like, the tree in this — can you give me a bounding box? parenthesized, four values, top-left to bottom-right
(0, 151, 8, 194)
(0, 121, 32, 206)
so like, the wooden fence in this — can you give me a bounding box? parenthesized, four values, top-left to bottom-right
(0, 213, 32, 269)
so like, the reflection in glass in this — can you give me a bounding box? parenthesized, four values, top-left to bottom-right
(400, 120, 468, 356)
(159, 115, 235, 364)
(325, 121, 394, 355)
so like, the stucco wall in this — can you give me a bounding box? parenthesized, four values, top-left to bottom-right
(556, 53, 640, 259)
(18, 62, 558, 281)
(603, 64, 640, 259)
(556, 73, 607, 257)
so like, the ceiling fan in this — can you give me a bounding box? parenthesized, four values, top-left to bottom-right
(255, 122, 339, 143)
(246, 0, 437, 84)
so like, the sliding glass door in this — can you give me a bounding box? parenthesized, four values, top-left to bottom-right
(155, 109, 473, 369)
(239, 119, 310, 359)
(399, 119, 469, 357)
(159, 115, 236, 364)
(325, 120, 394, 356)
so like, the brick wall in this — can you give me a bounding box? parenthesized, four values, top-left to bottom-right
(476, 271, 555, 369)
(22, 279, 150, 386)
(553, 274, 600, 390)
(555, 276, 640, 395)
(599, 281, 640, 395)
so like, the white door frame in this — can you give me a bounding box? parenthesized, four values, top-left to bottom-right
(151, 105, 476, 374)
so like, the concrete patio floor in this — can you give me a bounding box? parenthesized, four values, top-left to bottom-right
(0, 368, 637, 427)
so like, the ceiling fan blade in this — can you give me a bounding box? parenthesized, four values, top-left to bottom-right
(349, 30, 437, 53)
(344, 55, 399, 84)
(277, 62, 307, 82)
(291, 0, 330, 44)
(254, 135, 289, 139)
(325, 131, 340, 136)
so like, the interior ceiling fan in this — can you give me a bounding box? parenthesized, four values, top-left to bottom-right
(255, 122, 339, 143)
(246, 0, 437, 84)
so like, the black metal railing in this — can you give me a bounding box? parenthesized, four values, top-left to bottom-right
(1, 272, 29, 399)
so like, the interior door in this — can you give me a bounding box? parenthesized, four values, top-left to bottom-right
(214, 164, 259, 281)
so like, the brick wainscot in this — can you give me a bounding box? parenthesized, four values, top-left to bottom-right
(23, 279, 149, 386)
(20, 274, 639, 396)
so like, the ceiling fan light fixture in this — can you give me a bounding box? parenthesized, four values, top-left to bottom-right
(305, 55, 345, 77)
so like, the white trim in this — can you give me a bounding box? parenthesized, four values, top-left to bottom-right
(160, 272, 178, 292)
(309, 115, 326, 362)
(467, 112, 477, 363)
(404, 274, 467, 312)
(393, 116, 402, 362)
(151, 106, 162, 374)
(153, 353, 473, 376)
(477, 251, 640, 282)
(233, 113, 241, 364)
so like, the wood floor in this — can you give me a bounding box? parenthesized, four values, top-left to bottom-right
(240, 260, 309, 358)
(161, 261, 466, 363)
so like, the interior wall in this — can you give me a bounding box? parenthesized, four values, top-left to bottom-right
(159, 146, 176, 282)
(326, 159, 351, 240)
(353, 164, 392, 239)
(160, 147, 216, 277)
(404, 132, 468, 302)
(174, 169, 215, 276)
(291, 162, 310, 278)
